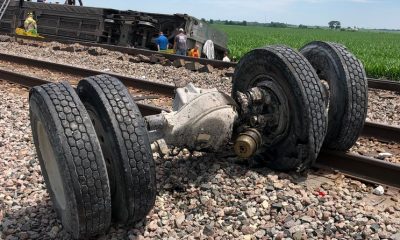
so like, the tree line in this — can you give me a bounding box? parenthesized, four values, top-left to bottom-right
(201, 18, 358, 31)
(203, 19, 290, 28)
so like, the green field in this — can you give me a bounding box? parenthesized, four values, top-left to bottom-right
(215, 25, 400, 80)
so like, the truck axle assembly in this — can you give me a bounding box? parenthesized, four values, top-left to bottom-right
(29, 41, 368, 238)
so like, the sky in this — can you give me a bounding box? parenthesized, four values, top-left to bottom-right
(58, 0, 399, 29)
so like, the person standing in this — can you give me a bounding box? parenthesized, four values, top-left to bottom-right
(156, 32, 169, 51)
(174, 28, 187, 56)
(24, 12, 37, 35)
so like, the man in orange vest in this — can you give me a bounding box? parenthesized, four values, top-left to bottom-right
(189, 45, 200, 58)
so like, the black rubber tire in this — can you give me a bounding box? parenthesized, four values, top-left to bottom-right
(77, 75, 156, 225)
(232, 45, 327, 171)
(29, 82, 111, 239)
(300, 41, 368, 150)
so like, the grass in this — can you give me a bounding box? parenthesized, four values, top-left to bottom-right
(214, 25, 400, 80)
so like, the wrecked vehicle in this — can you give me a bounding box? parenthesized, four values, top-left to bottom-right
(28, 41, 368, 238)
(0, 0, 228, 58)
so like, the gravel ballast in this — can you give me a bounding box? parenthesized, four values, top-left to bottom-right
(350, 137, 400, 164)
(1, 39, 400, 240)
(0, 58, 173, 109)
(367, 89, 400, 126)
(0, 40, 233, 93)
(1, 80, 400, 240)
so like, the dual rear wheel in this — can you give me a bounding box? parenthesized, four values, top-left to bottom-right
(29, 75, 156, 239)
(232, 41, 368, 171)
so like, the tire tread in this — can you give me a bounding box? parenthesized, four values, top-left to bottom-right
(78, 75, 156, 224)
(30, 82, 111, 238)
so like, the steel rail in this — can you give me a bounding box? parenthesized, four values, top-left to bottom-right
(1, 70, 399, 188)
(0, 69, 167, 116)
(362, 122, 400, 143)
(0, 68, 49, 87)
(0, 61, 399, 142)
(367, 78, 400, 92)
(9, 36, 400, 90)
(315, 151, 400, 189)
(1, 52, 400, 100)
(0, 52, 176, 97)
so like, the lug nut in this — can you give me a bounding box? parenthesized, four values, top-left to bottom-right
(250, 116, 258, 127)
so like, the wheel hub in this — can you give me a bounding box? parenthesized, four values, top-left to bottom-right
(235, 76, 291, 155)
(234, 128, 262, 158)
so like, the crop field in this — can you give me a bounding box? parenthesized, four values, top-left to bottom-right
(215, 25, 400, 80)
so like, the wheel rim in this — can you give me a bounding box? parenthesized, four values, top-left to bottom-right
(257, 79, 290, 145)
(241, 74, 291, 146)
(86, 106, 116, 196)
(232, 46, 328, 170)
(37, 121, 67, 210)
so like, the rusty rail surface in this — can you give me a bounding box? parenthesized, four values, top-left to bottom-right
(0, 68, 166, 116)
(0, 58, 399, 142)
(362, 122, 400, 143)
(2, 52, 400, 98)
(1, 69, 399, 188)
(0, 52, 176, 97)
(315, 151, 400, 189)
(367, 78, 400, 92)
(9, 36, 400, 91)
(0, 68, 49, 87)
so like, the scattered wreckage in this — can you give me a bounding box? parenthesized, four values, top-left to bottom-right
(0, 0, 228, 58)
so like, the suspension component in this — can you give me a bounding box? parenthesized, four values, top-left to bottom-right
(145, 83, 238, 152)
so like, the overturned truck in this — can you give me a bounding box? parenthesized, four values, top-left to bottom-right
(0, 0, 228, 58)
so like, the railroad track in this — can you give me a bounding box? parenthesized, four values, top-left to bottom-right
(1, 51, 400, 95)
(0, 52, 399, 132)
(0, 52, 176, 97)
(1, 66, 399, 188)
(8, 36, 400, 93)
(1, 64, 398, 141)
(316, 151, 400, 188)
(1, 51, 399, 123)
(0, 60, 170, 116)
